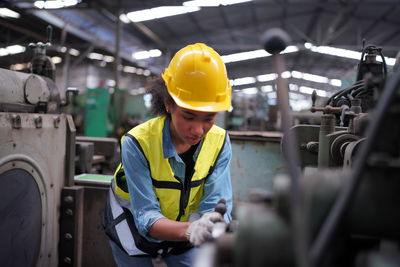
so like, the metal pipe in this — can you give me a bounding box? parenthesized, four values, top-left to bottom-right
(62, 47, 71, 100)
(114, 9, 121, 92)
(318, 114, 336, 167)
(114, 8, 123, 132)
(263, 28, 308, 267)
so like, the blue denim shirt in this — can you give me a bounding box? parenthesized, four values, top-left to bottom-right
(121, 117, 233, 242)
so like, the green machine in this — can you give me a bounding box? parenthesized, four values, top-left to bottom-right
(84, 88, 113, 137)
(80, 87, 151, 138)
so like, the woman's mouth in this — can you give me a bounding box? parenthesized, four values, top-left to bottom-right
(187, 136, 201, 144)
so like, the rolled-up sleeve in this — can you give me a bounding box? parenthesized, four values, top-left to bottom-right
(198, 135, 233, 222)
(121, 136, 165, 240)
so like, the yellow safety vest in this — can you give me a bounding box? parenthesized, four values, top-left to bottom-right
(113, 116, 226, 221)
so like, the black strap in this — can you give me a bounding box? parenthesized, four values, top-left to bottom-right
(151, 178, 182, 190)
(189, 176, 207, 188)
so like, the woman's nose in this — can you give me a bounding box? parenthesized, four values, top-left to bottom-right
(190, 121, 204, 137)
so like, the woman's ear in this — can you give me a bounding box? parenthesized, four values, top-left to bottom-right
(164, 99, 171, 113)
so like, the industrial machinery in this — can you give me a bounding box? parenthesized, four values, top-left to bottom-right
(195, 29, 400, 267)
(0, 63, 76, 267)
(0, 33, 117, 266)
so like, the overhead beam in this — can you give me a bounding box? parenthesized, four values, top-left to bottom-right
(217, 5, 237, 43)
(320, 5, 357, 46)
(361, 5, 397, 40)
(186, 12, 210, 44)
(133, 22, 166, 48)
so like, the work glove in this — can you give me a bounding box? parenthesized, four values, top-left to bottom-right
(186, 211, 224, 247)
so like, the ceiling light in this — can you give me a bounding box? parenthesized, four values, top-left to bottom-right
(291, 71, 302, 79)
(281, 45, 299, 54)
(289, 84, 299, 91)
(222, 49, 269, 63)
(69, 48, 80, 56)
(377, 56, 396, 66)
(133, 49, 162, 60)
(123, 66, 136, 73)
(305, 43, 361, 60)
(312, 45, 361, 60)
(281, 71, 291, 79)
(133, 51, 150, 60)
(302, 73, 329, 83)
(290, 99, 312, 111)
(184, 0, 219, 7)
(267, 92, 277, 99)
(304, 42, 312, 49)
(0, 48, 8, 56)
(58, 46, 67, 53)
(51, 56, 62, 64)
(0, 8, 20, 18)
(330, 79, 342, 87)
(299, 86, 315, 95)
(299, 86, 328, 97)
(219, 0, 252, 5)
(149, 49, 162, 57)
(5, 45, 26, 55)
(126, 6, 200, 22)
(305, 43, 396, 66)
(291, 70, 341, 87)
(233, 70, 339, 94)
(257, 73, 277, 82)
(34, 0, 79, 9)
(232, 77, 256, 86)
(261, 85, 274, 92)
(241, 87, 258, 95)
(119, 14, 131, 24)
(183, 0, 251, 7)
(88, 52, 103, 60)
(222, 46, 298, 64)
(289, 92, 306, 100)
(103, 55, 114, 63)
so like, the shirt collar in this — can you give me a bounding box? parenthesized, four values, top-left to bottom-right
(162, 116, 179, 160)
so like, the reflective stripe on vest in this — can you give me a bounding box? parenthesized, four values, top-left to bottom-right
(114, 116, 226, 221)
(107, 188, 148, 256)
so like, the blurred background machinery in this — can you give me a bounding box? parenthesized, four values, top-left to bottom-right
(0, 34, 119, 266)
(196, 30, 400, 267)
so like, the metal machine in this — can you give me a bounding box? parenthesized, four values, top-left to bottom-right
(0, 33, 117, 266)
(0, 67, 76, 267)
(196, 29, 400, 267)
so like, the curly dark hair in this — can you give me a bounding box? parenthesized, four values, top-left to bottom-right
(146, 76, 175, 116)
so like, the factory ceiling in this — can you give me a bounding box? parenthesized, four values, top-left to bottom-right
(1, 0, 400, 96)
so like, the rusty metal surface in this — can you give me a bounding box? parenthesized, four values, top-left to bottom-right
(0, 112, 68, 267)
(229, 132, 286, 202)
(80, 186, 116, 267)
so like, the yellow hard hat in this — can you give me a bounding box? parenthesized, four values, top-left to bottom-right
(162, 43, 231, 112)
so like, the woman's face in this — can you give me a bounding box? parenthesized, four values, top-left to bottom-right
(168, 104, 217, 147)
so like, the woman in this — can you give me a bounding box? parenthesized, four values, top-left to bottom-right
(103, 43, 233, 267)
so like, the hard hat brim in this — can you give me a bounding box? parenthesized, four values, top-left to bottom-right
(170, 94, 231, 112)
